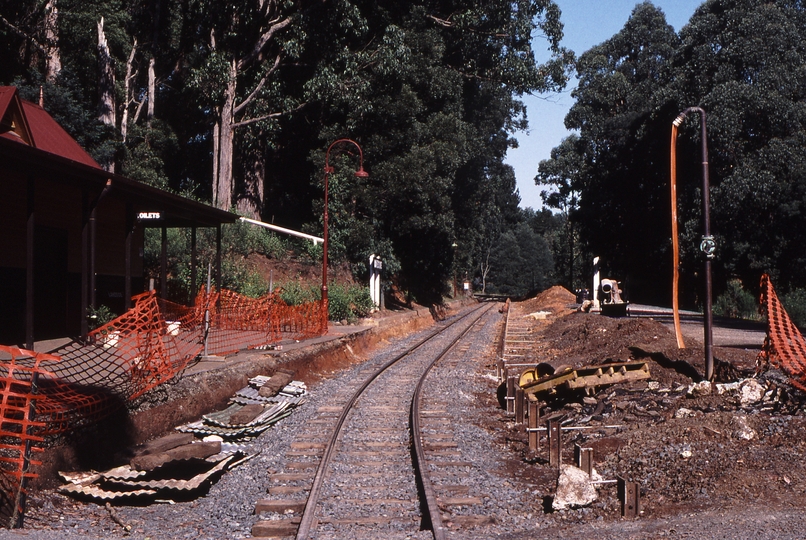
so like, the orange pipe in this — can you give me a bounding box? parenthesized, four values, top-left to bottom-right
(670, 123, 685, 348)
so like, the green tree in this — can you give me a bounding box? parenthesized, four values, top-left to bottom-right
(305, 0, 572, 304)
(1, 0, 573, 308)
(535, 134, 586, 290)
(537, 2, 680, 304)
(676, 0, 806, 295)
(487, 221, 554, 297)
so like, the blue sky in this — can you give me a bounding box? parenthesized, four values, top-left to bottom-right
(506, 0, 705, 210)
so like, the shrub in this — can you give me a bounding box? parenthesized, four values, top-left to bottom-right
(144, 220, 288, 302)
(278, 281, 319, 306)
(327, 283, 352, 322)
(713, 279, 760, 320)
(349, 286, 375, 318)
(327, 283, 374, 322)
(87, 304, 116, 330)
(781, 288, 806, 329)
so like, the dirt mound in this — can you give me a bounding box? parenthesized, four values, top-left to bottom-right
(542, 312, 679, 363)
(491, 306, 806, 531)
(519, 286, 577, 314)
(538, 312, 756, 387)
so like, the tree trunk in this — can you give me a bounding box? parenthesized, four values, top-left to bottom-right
(147, 57, 155, 123)
(213, 60, 236, 210)
(212, 119, 220, 203)
(480, 246, 491, 294)
(121, 39, 137, 143)
(43, 0, 61, 82)
(97, 17, 115, 172)
(236, 150, 265, 218)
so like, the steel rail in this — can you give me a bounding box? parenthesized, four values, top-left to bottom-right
(295, 302, 491, 539)
(410, 302, 494, 540)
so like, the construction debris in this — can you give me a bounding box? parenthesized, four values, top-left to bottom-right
(59, 452, 240, 501)
(58, 372, 307, 504)
(178, 401, 295, 439)
(519, 361, 651, 398)
(130, 441, 222, 471)
(176, 375, 306, 439)
(257, 371, 295, 397)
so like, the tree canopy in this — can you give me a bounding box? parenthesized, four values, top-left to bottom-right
(537, 0, 806, 306)
(1, 0, 572, 304)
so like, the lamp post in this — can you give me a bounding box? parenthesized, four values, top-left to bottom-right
(321, 138, 369, 333)
(672, 107, 714, 380)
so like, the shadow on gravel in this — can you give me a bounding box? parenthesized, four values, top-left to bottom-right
(497, 382, 508, 409)
(49, 387, 136, 473)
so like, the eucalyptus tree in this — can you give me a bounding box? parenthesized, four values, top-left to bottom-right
(537, 2, 680, 303)
(676, 0, 806, 293)
(536, 134, 586, 290)
(0, 0, 61, 82)
(306, 0, 572, 303)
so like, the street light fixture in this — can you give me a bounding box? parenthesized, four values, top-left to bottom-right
(321, 138, 369, 333)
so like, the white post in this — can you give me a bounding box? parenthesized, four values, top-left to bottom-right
(369, 254, 382, 311)
(369, 254, 378, 308)
(592, 256, 601, 311)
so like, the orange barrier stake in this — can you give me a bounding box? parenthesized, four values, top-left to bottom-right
(670, 122, 685, 349)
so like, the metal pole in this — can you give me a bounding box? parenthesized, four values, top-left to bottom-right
(238, 216, 323, 244)
(699, 110, 715, 381)
(673, 107, 714, 380)
(25, 176, 34, 350)
(322, 166, 330, 334)
(13, 371, 39, 528)
(322, 139, 369, 334)
(191, 226, 197, 305)
(204, 263, 211, 357)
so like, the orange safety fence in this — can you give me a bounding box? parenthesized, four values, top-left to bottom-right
(0, 346, 58, 526)
(0, 288, 324, 520)
(758, 274, 806, 392)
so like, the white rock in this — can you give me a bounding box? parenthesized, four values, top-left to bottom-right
(647, 381, 660, 391)
(675, 407, 696, 418)
(552, 464, 600, 511)
(680, 444, 692, 459)
(716, 381, 741, 395)
(687, 381, 712, 397)
(739, 379, 765, 406)
(733, 416, 756, 440)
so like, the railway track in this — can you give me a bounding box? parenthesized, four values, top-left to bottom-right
(252, 302, 497, 539)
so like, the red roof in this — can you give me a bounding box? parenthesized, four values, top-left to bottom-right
(0, 86, 101, 169)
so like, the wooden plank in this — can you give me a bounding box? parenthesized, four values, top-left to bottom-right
(252, 519, 299, 538)
(255, 499, 306, 514)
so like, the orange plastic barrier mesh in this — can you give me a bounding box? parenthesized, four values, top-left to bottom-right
(0, 288, 324, 515)
(0, 346, 59, 526)
(758, 274, 806, 392)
